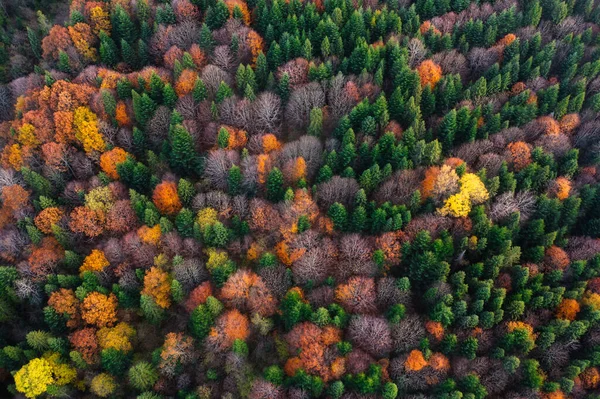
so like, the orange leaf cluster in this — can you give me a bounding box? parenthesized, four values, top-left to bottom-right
(175, 69, 198, 97)
(208, 309, 250, 350)
(497, 33, 517, 46)
(544, 245, 570, 271)
(34, 207, 64, 234)
(68, 23, 98, 62)
(405, 349, 428, 371)
(137, 225, 162, 245)
(226, 0, 251, 25)
(580, 367, 600, 389)
(421, 166, 440, 199)
(100, 147, 129, 179)
(80, 249, 110, 275)
(69, 328, 99, 364)
(262, 134, 281, 153)
(507, 141, 532, 171)
(96, 322, 135, 352)
(286, 322, 341, 381)
(42, 142, 68, 172)
(220, 270, 276, 316)
(115, 101, 131, 127)
(334, 276, 377, 314)
(48, 288, 81, 328)
(41, 26, 73, 60)
(81, 292, 118, 328)
(416, 60, 442, 89)
(184, 281, 213, 312)
(539, 116, 560, 136)
(89, 5, 111, 36)
(152, 181, 182, 215)
(0, 184, 29, 228)
(559, 113, 580, 134)
(69, 206, 105, 237)
(555, 298, 580, 321)
(246, 30, 265, 65)
(142, 267, 172, 309)
(425, 320, 444, 341)
(419, 21, 441, 35)
(550, 177, 571, 200)
(29, 237, 64, 280)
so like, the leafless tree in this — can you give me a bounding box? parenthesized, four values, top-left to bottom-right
(374, 169, 422, 205)
(347, 315, 392, 358)
(316, 176, 359, 208)
(212, 45, 235, 72)
(326, 73, 356, 122)
(240, 155, 259, 195)
(285, 82, 326, 130)
(279, 136, 323, 180)
(168, 20, 200, 50)
(433, 50, 469, 80)
(146, 106, 172, 149)
(468, 47, 499, 77)
(292, 246, 331, 286)
(476, 152, 505, 177)
(173, 258, 209, 291)
(336, 234, 376, 280)
(253, 92, 282, 135)
(377, 277, 412, 310)
(453, 140, 495, 164)
(0, 168, 22, 189)
(307, 285, 334, 309)
(407, 38, 427, 68)
(201, 64, 233, 97)
(204, 149, 239, 191)
(277, 58, 309, 88)
(258, 264, 292, 299)
(489, 191, 536, 222)
(250, 380, 285, 399)
(391, 314, 426, 353)
(535, 133, 571, 157)
(565, 236, 600, 261)
(345, 348, 375, 374)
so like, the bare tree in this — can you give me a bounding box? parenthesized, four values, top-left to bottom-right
(279, 136, 323, 180)
(252, 92, 282, 135)
(336, 234, 377, 279)
(348, 315, 392, 358)
(391, 314, 426, 353)
(204, 149, 239, 191)
(173, 258, 209, 291)
(408, 38, 427, 68)
(327, 73, 356, 122)
(201, 64, 233, 97)
(285, 82, 326, 130)
(489, 191, 536, 222)
(316, 176, 359, 208)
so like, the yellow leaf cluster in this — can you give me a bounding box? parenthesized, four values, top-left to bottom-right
(73, 106, 106, 153)
(438, 191, 471, 218)
(141, 267, 172, 309)
(197, 207, 218, 231)
(138, 224, 162, 245)
(582, 292, 600, 311)
(90, 373, 116, 397)
(84, 186, 114, 212)
(459, 173, 489, 205)
(18, 123, 39, 147)
(206, 248, 229, 271)
(437, 173, 488, 218)
(14, 358, 54, 398)
(45, 352, 77, 386)
(90, 6, 111, 36)
(80, 249, 110, 274)
(97, 322, 136, 352)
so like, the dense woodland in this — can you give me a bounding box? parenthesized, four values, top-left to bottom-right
(2, 0, 600, 398)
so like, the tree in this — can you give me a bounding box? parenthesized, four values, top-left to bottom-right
(14, 358, 54, 398)
(206, 0, 230, 29)
(328, 202, 348, 230)
(417, 60, 442, 88)
(267, 167, 285, 202)
(81, 292, 118, 328)
(152, 181, 182, 215)
(128, 361, 158, 391)
(439, 109, 457, 151)
(169, 124, 198, 175)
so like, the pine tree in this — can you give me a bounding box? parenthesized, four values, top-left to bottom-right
(199, 23, 215, 53)
(308, 108, 323, 136)
(328, 202, 348, 231)
(266, 168, 285, 202)
(132, 91, 156, 126)
(228, 165, 242, 195)
(215, 81, 233, 103)
(278, 73, 290, 102)
(439, 109, 457, 152)
(162, 84, 177, 108)
(27, 28, 41, 59)
(255, 52, 269, 90)
(120, 39, 137, 68)
(58, 51, 71, 73)
(206, 0, 229, 30)
(217, 127, 230, 148)
(193, 78, 208, 103)
(169, 124, 198, 176)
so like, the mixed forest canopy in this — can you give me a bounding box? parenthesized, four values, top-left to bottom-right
(2, 0, 600, 398)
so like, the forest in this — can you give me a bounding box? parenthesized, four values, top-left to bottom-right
(1, 0, 600, 398)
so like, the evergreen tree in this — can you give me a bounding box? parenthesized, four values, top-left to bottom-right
(169, 124, 198, 175)
(266, 168, 285, 202)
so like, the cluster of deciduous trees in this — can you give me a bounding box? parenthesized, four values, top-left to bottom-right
(2, 0, 600, 398)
